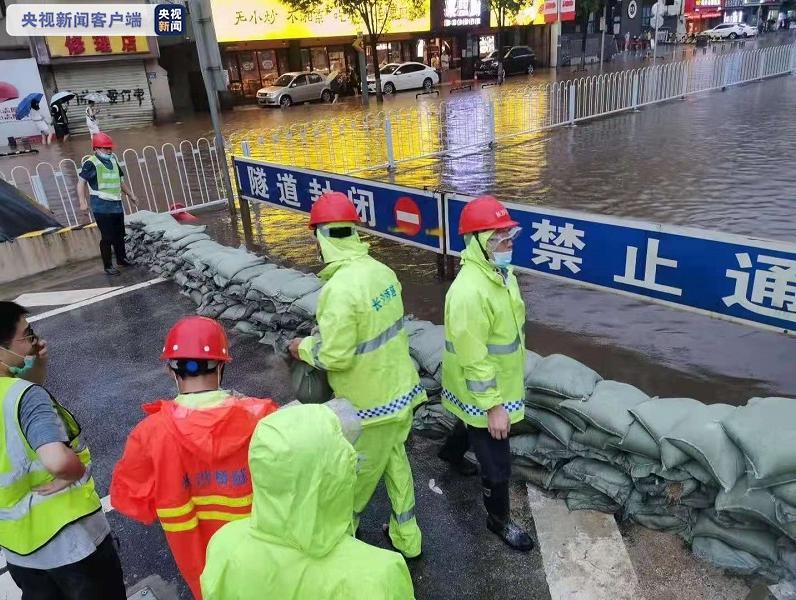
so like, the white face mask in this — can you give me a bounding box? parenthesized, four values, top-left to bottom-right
(96, 150, 112, 159)
(492, 250, 513, 268)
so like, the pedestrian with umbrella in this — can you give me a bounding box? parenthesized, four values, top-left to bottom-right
(16, 93, 53, 145)
(83, 92, 107, 136)
(50, 91, 74, 141)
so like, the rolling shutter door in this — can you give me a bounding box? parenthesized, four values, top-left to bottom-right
(53, 61, 153, 133)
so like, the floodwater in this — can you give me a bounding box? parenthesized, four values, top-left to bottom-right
(3, 35, 794, 405)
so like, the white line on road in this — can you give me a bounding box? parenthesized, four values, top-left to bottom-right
(14, 287, 122, 307)
(28, 278, 167, 323)
(527, 484, 642, 600)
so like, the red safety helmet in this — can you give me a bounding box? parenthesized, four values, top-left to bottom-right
(91, 132, 114, 150)
(308, 191, 360, 229)
(160, 316, 231, 362)
(458, 195, 519, 235)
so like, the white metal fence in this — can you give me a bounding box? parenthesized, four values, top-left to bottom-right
(2, 43, 794, 225)
(231, 42, 796, 173)
(0, 138, 228, 227)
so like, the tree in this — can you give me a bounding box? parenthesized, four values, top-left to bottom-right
(576, 0, 603, 69)
(486, 0, 525, 83)
(281, 0, 424, 103)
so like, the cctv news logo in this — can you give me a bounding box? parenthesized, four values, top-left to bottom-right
(5, 4, 186, 37)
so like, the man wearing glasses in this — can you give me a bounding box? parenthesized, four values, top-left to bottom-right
(0, 302, 125, 599)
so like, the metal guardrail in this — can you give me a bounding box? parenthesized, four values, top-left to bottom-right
(0, 138, 228, 227)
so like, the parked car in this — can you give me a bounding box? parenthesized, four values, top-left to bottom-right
(704, 22, 757, 39)
(367, 62, 439, 95)
(257, 72, 333, 108)
(475, 46, 536, 79)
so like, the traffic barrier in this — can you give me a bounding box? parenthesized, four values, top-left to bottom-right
(125, 210, 796, 583)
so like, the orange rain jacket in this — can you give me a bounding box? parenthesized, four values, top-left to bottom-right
(110, 394, 278, 599)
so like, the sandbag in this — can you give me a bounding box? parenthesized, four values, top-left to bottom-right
(630, 398, 703, 468)
(512, 463, 555, 488)
(693, 511, 779, 563)
(249, 269, 305, 299)
(525, 391, 587, 431)
(610, 420, 661, 459)
(162, 223, 207, 241)
(509, 433, 573, 469)
(231, 263, 278, 285)
(559, 381, 649, 438)
(570, 426, 621, 450)
(716, 476, 796, 541)
(525, 354, 602, 399)
(290, 288, 322, 319)
(290, 360, 333, 404)
(408, 325, 446, 376)
(523, 350, 543, 386)
(275, 275, 323, 304)
(170, 232, 211, 250)
(662, 403, 745, 492)
(524, 406, 575, 446)
(561, 457, 633, 506)
(234, 321, 262, 337)
(691, 537, 773, 577)
(721, 397, 796, 488)
(566, 489, 620, 513)
(772, 482, 796, 507)
(412, 403, 457, 440)
(219, 304, 251, 321)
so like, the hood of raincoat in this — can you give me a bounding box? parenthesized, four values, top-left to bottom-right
(317, 221, 369, 280)
(248, 404, 357, 558)
(142, 395, 272, 463)
(460, 230, 508, 284)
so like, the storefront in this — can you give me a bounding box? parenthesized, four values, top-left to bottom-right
(210, 0, 432, 102)
(30, 35, 158, 132)
(685, 0, 723, 32)
(723, 0, 782, 24)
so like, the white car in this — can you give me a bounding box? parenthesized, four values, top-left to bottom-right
(704, 23, 758, 39)
(367, 62, 439, 95)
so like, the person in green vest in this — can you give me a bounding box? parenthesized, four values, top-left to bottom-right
(287, 192, 424, 559)
(201, 403, 414, 599)
(77, 132, 138, 276)
(0, 301, 126, 599)
(439, 196, 535, 552)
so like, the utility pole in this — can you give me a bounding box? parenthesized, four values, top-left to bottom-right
(354, 33, 369, 106)
(600, 2, 607, 72)
(188, 1, 238, 221)
(652, 1, 661, 62)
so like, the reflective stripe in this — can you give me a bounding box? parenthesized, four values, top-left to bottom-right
(356, 384, 423, 421)
(0, 379, 34, 487)
(486, 336, 521, 355)
(445, 336, 521, 356)
(442, 389, 524, 418)
(161, 516, 198, 532)
(195, 510, 249, 522)
(392, 507, 416, 525)
(0, 467, 93, 520)
(156, 494, 253, 518)
(312, 340, 327, 371)
(355, 317, 403, 355)
(465, 378, 497, 393)
(92, 189, 122, 202)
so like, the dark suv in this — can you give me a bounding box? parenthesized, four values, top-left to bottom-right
(475, 46, 536, 79)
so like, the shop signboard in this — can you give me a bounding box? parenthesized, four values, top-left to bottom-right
(0, 58, 47, 139)
(444, 194, 796, 334)
(444, 0, 483, 27)
(211, 0, 430, 43)
(46, 35, 150, 58)
(234, 157, 444, 253)
(540, 0, 576, 23)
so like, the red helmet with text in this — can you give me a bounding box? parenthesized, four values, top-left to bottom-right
(91, 132, 114, 149)
(160, 316, 230, 362)
(308, 192, 360, 229)
(458, 195, 519, 235)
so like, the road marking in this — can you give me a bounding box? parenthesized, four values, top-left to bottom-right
(527, 484, 642, 600)
(29, 278, 166, 323)
(14, 287, 122, 307)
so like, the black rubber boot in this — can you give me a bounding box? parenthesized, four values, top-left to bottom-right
(483, 480, 534, 552)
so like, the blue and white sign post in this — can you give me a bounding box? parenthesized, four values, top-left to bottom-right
(445, 193, 796, 335)
(234, 157, 444, 253)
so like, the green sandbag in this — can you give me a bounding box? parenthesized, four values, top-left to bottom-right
(561, 458, 633, 506)
(290, 360, 333, 405)
(772, 482, 796, 507)
(525, 354, 602, 399)
(559, 380, 649, 438)
(512, 463, 554, 488)
(721, 397, 796, 489)
(565, 489, 620, 513)
(549, 469, 589, 492)
(693, 511, 779, 562)
(570, 427, 622, 451)
(526, 391, 588, 431)
(523, 350, 543, 386)
(630, 398, 703, 469)
(663, 403, 745, 492)
(412, 403, 457, 440)
(524, 406, 575, 446)
(610, 420, 661, 459)
(691, 537, 774, 578)
(716, 476, 796, 541)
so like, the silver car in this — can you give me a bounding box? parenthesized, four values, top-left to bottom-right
(257, 72, 333, 108)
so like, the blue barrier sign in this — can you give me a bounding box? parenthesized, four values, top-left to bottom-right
(234, 157, 444, 253)
(445, 194, 796, 334)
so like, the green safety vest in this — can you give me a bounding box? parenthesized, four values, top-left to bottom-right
(441, 233, 527, 428)
(0, 376, 101, 555)
(87, 154, 122, 202)
(298, 228, 426, 427)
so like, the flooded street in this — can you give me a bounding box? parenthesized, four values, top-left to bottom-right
(4, 40, 794, 404)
